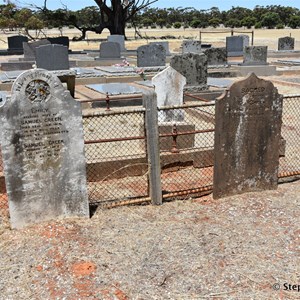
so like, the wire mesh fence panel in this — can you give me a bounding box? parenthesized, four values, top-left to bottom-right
(279, 95, 300, 177)
(82, 109, 149, 204)
(158, 103, 215, 198)
(0, 147, 9, 224)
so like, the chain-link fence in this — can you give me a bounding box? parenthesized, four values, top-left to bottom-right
(279, 95, 300, 178)
(1, 94, 300, 221)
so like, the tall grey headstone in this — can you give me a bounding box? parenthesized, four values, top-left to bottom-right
(99, 41, 121, 58)
(243, 46, 268, 65)
(226, 35, 249, 57)
(23, 39, 51, 61)
(107, 35, 126, 51)
(213, 73, 283, 199)
(0, 69, 89, 228)
(8, 35, 28, 52)
(182, 40, 202, 54)
(137, 44, 166, 67)
(36, 44, 70, 70)
(149, 41, 171, 55)
(170, 53, 207, 91)
(278, 36, 295, 51)
(204, 47, 227, 65)
(152, 66, 186, 122)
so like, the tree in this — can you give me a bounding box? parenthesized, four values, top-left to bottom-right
(289, 15, 300, 28)
(39, 0, 158, 40)
(241, 16, 257, 29)
(261, 12, 281, 29)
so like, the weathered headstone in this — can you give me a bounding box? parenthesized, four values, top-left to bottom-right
(137, 44, 166, 67)
(47, 36, 70, 49)
(170, 53, 207, 91)
(182, 40, 202, 54)
(8, 35, 28, 52)
(36, 44, 70, 70)
(0, 69, 89, 228)
(152, 66, 186, 122)
(226, 35, 249, 57)
(149, 41, 171, 55)
(107, 35, 126, 51)
(278, 36, 295, 51)
(99, 41, 121, 58)
(23, 39, 51, 61)
(204, 47, 227, 65)
(243, 46, 268, 65)
(213, 73, 283, 199)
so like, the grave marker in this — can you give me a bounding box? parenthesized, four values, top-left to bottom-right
(182, 40, 202, 54)
(8, 35, 28, 52)
(170, 53, 207, 91)
(107, 35, 126, 51)
(226, 35, 249, 57)
(23, 40, 51, 61)
(0, 69, 89, 228)
(243, 46, 268, 65)
(278, 36, 295, 51)
(213, 73, 283, 199)
(99, 41, 121, 58)
(137, 44, 166, 67)
(36, 44, 70, 70)
(204, 47, 227, 65)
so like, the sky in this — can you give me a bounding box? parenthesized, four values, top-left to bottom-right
(1, 0, 300, 11)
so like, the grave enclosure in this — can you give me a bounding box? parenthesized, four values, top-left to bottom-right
(1, 33, 300, 228)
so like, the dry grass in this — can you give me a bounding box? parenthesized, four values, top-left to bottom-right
(1, 27, 300, 51)
(1, 180, 300, 299)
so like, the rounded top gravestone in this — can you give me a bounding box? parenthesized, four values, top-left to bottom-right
(0, 69, 89, 229)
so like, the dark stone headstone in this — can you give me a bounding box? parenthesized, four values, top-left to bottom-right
(226, 35, 249, 57)
(137, 44, 166, 67)
(36, 44, 69, 70)
(213, 73, 283, 199)
(99, 41, 121, 58)
(278, 36, 295, 51)
(23, 40, 51, 61)
(204, 47, 227, 65)
(47, 36, 70, 49)
(243, 46, 268, 65)
(8, 35, 28, 51)
(170, 53, 207, 91)
(0, 69, 89, 228)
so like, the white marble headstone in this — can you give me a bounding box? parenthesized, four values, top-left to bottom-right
(0, 69, 89, 228)
(152, 66, 186, 122)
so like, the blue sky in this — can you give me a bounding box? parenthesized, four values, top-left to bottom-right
(3, 0, 300, 11)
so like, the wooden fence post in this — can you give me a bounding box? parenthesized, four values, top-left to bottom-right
(143, 90, 162, 205)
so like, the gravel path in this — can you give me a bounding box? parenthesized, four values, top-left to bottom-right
(1, 180, 300, 300)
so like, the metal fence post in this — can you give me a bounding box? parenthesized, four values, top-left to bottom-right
(143, 90, 162, 205)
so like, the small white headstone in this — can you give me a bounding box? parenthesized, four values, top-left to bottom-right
(152, 66, 186, 122)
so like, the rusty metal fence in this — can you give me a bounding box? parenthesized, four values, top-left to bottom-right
(1, 94, 300, 221)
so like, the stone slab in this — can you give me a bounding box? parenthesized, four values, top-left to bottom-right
(278, 36, 295, 51)
(207, 77, 235, 88)
(182, 40, 202, 54)
(243, 46, 268, 66)
(99, 41, 121, 58)
(86, 83, 147, 95)
(0, 69, 89, 228)
(213, 73, 283, 199)
(137, 44, 166, 67)
(107, 35, 126, 51)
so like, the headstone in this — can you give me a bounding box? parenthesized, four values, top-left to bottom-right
(137, 44, 166, 67)
(204, 47, 227, 65)
(226, 35, 249, 57)
(0, 69, 89, 228)
(8, 35, 28, 52)
(149, 41, 171, 55)
(243, 46, 268, 65)
(213, 73, 283, 199)
(152, 66, 186, 122)
(47, 36, 70, 49)
(107, 35, 126, 51)
(99, 41, 121, 58)
(23, 39, 51, 61)
(36, 44, 70, 70)
(278, 36, 295, 51)
(170, 53, 207, 91)
(182, 40, 202, 54)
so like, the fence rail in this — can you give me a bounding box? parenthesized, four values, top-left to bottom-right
(1, 94, 300, 222)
